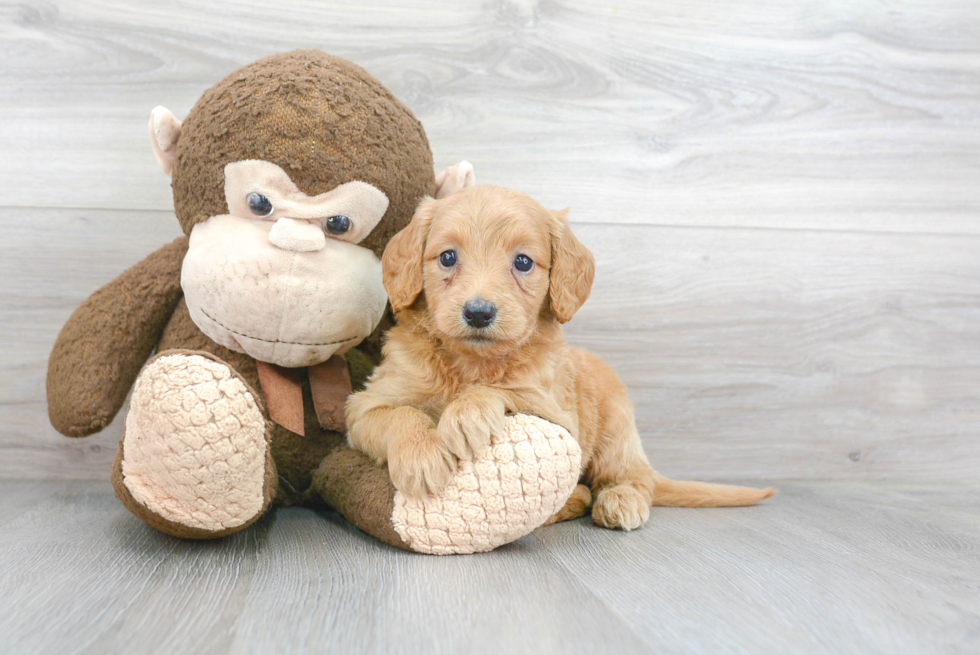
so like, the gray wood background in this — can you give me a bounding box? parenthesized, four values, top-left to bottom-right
(3, 0, 978, 482)
(2, 2, 979, 654)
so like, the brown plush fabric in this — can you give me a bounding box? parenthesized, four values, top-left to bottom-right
(170, 50, 435, 257)
(48, 50, 438, 550)
(312, 447, 412, 551)
(47, 237, 188, 437)
(344, 346, 376, 392)
(158, 298, 261, 387)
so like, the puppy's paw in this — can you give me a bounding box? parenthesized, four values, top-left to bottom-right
(437, 393, 506, 460)
(388, 429, 457, 498)
(592, 484, 651, 531)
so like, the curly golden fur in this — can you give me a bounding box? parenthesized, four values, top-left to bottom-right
(347, 185, 775, 530)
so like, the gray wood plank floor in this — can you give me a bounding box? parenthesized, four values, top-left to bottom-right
(0, 479, 976, 655)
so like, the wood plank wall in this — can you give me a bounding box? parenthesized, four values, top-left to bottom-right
(2, 0, 978, 481)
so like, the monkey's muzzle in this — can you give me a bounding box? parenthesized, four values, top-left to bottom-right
(181, 214, 387, 368)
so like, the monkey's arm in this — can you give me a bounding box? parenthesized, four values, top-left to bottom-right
(47, 236, 188, 437)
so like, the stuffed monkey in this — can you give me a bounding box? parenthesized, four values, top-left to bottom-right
(46, 51, 580, 554)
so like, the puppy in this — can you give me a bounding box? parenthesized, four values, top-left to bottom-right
(346, 185, 775, 530)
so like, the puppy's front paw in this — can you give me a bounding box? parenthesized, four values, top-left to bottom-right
(387, 429, 457, 498)
(592, 484, 651, 531)
(437, 393, 506, 460)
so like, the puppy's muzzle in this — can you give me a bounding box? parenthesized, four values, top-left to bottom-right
(462, 299, 496, 329)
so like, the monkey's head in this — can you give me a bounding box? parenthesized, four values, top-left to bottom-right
(149, 50, 434, 367)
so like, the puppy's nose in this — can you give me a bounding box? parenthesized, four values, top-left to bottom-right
(462, 299, 496, 329)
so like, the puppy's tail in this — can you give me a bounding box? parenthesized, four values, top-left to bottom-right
(651, 473, 777, 507)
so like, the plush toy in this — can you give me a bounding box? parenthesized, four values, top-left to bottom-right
(46, 50, 579, 554)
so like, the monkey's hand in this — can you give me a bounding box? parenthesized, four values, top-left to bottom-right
(47, 236, 188, 437)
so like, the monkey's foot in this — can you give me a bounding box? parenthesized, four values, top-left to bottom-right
(391, 414, 582, 554)
(113, 351, 275, 538)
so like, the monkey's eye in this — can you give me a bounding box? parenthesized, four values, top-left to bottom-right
(322, 215, 352, 235)
(439, 250, 457, 268)
(247, 193, 274, 217)
(514, 254, 534, 272)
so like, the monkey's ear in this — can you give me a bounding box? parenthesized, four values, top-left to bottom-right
(548, 210, 595, 324)
(382, 197, 437, 313)
(434, 161, 475, 199)
(148, 106, 183, 178)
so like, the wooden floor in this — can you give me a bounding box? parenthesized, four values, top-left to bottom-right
(3, 0, 980, 653)
(0, 479, 977, 654)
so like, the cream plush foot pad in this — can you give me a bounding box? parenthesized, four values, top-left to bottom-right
(391, 413, 582, 555)
(122, 353, 268, 532)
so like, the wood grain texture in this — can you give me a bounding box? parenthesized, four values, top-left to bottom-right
(0, 209, 181, 479)
(1, 0, 978, 233)
(2, 1, 980, 481)
(570, 223, 980, 481)
(4, 3, 980, 654)
(6, 209, 979, 480)
(0, 479, 976, 654)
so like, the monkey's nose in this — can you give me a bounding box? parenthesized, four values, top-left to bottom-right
(268, 217, 326, 252)
(462, 299, 496, 329)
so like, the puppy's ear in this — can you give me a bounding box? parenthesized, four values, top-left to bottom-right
(383, 197, 437, 312)
(549, 210, 595, 323)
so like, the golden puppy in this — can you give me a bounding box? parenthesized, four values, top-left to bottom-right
(346, 185, 775, 530)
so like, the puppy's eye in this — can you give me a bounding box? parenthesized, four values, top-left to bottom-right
(439, 250, 457, 268)
(247, 193, 274, 217)
(514, 254, 534, 272)
(322, 215, 352, 235)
